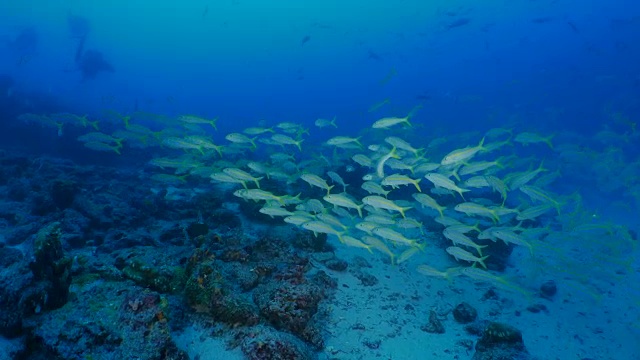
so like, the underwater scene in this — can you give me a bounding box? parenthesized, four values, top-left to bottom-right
(0, 1, 639, 359)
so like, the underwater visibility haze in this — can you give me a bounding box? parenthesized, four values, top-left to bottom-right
(0, 1, 639, 359)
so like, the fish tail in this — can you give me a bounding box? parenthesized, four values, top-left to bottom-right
(114, 138, 125, 148)
(478, 255, 489, 269)
(214, 145, 224, 157)
(122, 116, 131, 128)
(400, 206, 412, 218)
(326, 185, 335, 196)
(545, 134, 555, 149)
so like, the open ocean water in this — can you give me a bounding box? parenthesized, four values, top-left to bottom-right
(0, 1, 639, 359)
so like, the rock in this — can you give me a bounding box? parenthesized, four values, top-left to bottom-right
(421, 310, 445, 334)
(326, 259, 348, 271)
(473, 322, 530, 360)
(353, 270, 377, 286)
(240, 326, 316, 360)
(540, 280, 557, 299)
(453, 302, 478, 324)
(526, 303, 548, 313)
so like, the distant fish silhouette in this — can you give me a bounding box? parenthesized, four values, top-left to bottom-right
(77, 50, 114, 80)
(531, 16, 554, 24)
(368, 50, 382, 61)
(301, 35, 311, 46)
(203, 5, 209, 19)
(445, 18, 470, 29)
(566, 21, 579, 33)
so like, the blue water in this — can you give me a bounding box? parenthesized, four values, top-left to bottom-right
(1, 1, 639, 359)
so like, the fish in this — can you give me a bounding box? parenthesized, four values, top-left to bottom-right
(514, 132, 554, 148)
(211, 172, 247, 188)
(327, 171, 348, 192)
(396, 218, 424, 234)
(271, 134, 303, 151)
(491, 229, 534, 255)
(296, 199, 325, 214)
(352, 154, 374, 168)
(284, 214, 314, 226)
(485, 176, 508, 205)
(77, 132, 123, 147)
(243, 127, 274, 135)
(300, 173, 334, 195)
(424, 173, 470, 200)
(445, 18, 471, 29)
(362, 196, 412, 218)
(416, 265, 463, 281)
(459, 160, 502, 176)
(83, 141, 121, 154)
(441, 137, 486, 166)
(301, 221, 344, 241)
(376, 147, 400, 178)
(381, 174, 422, 192)
(508, 162, 547, 190)
(77, 49, 114, 81)
(362, 236, 396, 263)
(323, 193, 363, 217)
(372, 227, 421, 248)
(368, 98, 391, 113)
(316, 213, 348, 231)
(178, 115, 218, 130)
(315, 117, 337, 128)
(184, 135, 223, 156)
(361, 181, 391, 198)
(446, 246, 489, 269)
(516, 203, 554, 221)
(372, 116, 411, 129)
(223, 168, 263, 188)
(364, 214, 396, 225)
(519, 185, 564, 214)
(225, 133, 257, 148)
(384, 136, 423, 157)
(454, 202, 501, 223)
(300, 35, 311, 46)
(412, 193, 446, 217)
(379, 67, 397, 86)
(259, 206, 294, 218)
(355, 222, 378, 235)
(326, 136, 361, 147)
(342, 235, 373, 253)
(233, 189, 288, 204)
(443, 228, 487, 256)
(396, 247, 420, 264)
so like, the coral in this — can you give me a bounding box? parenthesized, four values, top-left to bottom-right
(473, 322, 530, 360)
(453, 302, 478, 324)
(421, 310, 445, 334)
(28, 222, 72, 310)
(240, 326, 317, 360)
